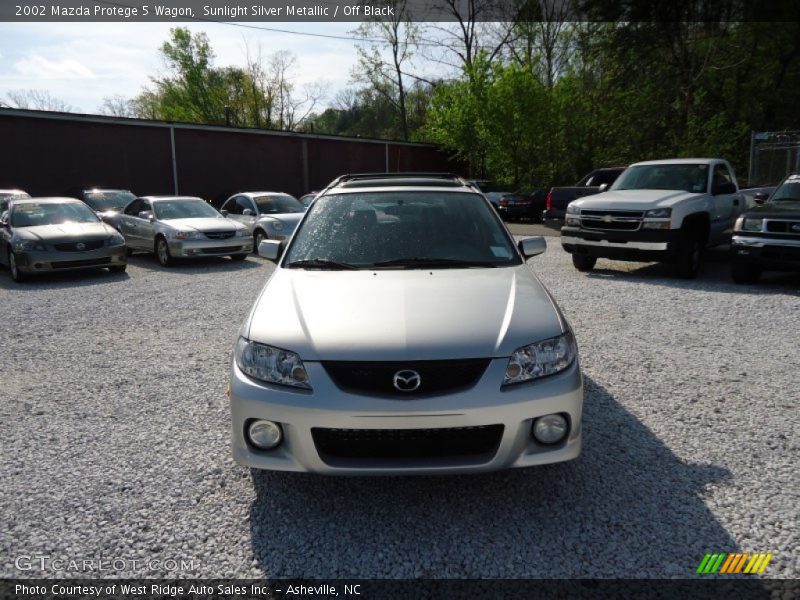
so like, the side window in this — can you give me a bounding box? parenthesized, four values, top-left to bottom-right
(221, 197, 238, 214)
(125, 198, 144, 216)
(713, 164, 732, 187)
(236, 196, 255, 214)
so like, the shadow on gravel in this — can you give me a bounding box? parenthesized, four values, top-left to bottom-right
(247, 376, 737, 578)
(0, 266, 129, 291)
(126, 253, 263, 273)
(586, 247, 800, 295)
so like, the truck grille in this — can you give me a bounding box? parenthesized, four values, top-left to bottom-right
(311, 425, 504, 462)
(580, 209, 643, 231)
(322, 359, 490, 396)
(204, 231, 236, 239)
(53, 240, 105, 252)
(765, 220, 800, 234)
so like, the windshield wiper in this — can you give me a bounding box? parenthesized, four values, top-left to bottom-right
(371, 257, 497, 269)
(285, 258, 360, 270)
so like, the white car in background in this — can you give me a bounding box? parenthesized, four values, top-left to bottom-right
(0, 189, 31, 213)
(220, 192, 305, 249)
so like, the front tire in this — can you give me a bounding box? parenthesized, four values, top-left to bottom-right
(253, 229, 266, 253)
(572, 253, 597, 272)
(156, 237, 173, 267)
(9, 251, 27, 282)
(731, 262, 761, 284)
(675, 236, 702, 279)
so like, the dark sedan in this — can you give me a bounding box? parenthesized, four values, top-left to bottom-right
(498, 190, 547, 222)
(0, 197, 127, 282)
(731, 173, 800, 283)
(72, 188, 136, 219)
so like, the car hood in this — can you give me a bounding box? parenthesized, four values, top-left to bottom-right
(246, 265, 566, 361)
(743, 201, 800, 218)
(571, 189, 704, 210)
(164, 217, 243, 232)
(18, 221, 116, 241)
(256, 213, 304, 228)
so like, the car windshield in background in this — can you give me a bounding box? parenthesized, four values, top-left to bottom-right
(612, 164, 709, 193)
(153, 199, 221, 220)
(770, 177, 800, 202)
(10, 202, 99, 227)
(84, 191, 135, 211)
(284, 191, 520, 269)
(254, 195, 303, 214)
(0, 192, 30, 200)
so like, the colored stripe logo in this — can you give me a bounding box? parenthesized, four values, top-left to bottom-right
(697, 552, 773, 574)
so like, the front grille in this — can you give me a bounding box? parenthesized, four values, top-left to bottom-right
(200, 246, 239, 254)
(53, 240, 105, 252)
(580, 209, 643, 232)
(761, 245, 800, 262)
(204, 231, 236, 239)
(322, 359, 491, 396)
(51, 257, 111, 269)
(311, 425, 504, 461)
(766, 220, 800, 234)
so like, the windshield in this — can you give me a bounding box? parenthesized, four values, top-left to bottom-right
(770, 176, 800, 202)
(254, 194, 303, 214)
(612, 164, 709, 193)
(83, 190, 135, 211)
(283, 191, 520, 269)
(153, 199, 221, 220)
(11, 202, 99, 227)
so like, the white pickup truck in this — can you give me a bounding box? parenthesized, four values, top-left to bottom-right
(560, 158, 746, 278)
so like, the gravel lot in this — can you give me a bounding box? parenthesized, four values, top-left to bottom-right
(0, 244, 797, 579)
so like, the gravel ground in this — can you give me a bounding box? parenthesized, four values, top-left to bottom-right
(0, 245, 797, 579)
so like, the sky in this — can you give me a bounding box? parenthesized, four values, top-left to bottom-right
(0, 22, 382, 113)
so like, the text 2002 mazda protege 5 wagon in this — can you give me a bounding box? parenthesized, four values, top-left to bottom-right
(229, 173, 583, 475)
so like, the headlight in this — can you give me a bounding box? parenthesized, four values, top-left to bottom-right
(106, 233, 126, 246)
(645, 208, 672, 218)
(171, 230, 200, 240)
(270, 220, 284, 231)
(503, 332, 576, 386)
(236, 228, 249, 237)
(565, 216, 581, 226)
(740, 217, 763, 232)
(565, 204, 580, 215)
(235, 338, 311, 389)
(14, 240, 46, 252)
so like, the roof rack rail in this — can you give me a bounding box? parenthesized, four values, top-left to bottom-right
(316, 172, 480, 197)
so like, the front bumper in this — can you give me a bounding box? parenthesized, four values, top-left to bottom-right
(230, 358, 583, 475)
(15, 246, 127, 273)
(731, 235, 800, 271)
(169, 237, 252, 257)
(561, 227, 680, 262)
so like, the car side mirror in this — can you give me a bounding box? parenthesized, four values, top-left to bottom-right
(598, 183, 609, 192)
(0, 212, 8, 227)
(243, 209, 254, 216)
(220, 209, 229, 217)
(258, 239, 283, 262)
(713, 182, 736, 195)
(753, 192, 769, 205)
(518, 236, 547, 258)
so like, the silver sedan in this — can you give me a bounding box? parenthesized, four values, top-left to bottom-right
(220, 192, 304, 249)
(106, 196, 252, 267)
(0, 197, 127, 282)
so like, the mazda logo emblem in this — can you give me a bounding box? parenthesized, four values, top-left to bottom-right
(393, 370, 421, 392)
(76, 242, 86, 250)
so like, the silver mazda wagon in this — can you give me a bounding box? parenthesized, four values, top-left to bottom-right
(229, 174, 583, 475)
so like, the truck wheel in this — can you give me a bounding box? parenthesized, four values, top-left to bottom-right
(675, 237, 702, 279)
(731, 262, 761, 284)
(572, 254, 597, 272)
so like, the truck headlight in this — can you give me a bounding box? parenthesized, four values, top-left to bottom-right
(740, 217, 763, 232)
(235, 338, 311, 390)
(503, 332, 576, 386)
(645, 208, 672, 218)
(565, 204, 579, 215)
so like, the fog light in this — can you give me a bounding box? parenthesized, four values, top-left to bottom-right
(532, 414, 568, 445)
(246, 420, 283, 450)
